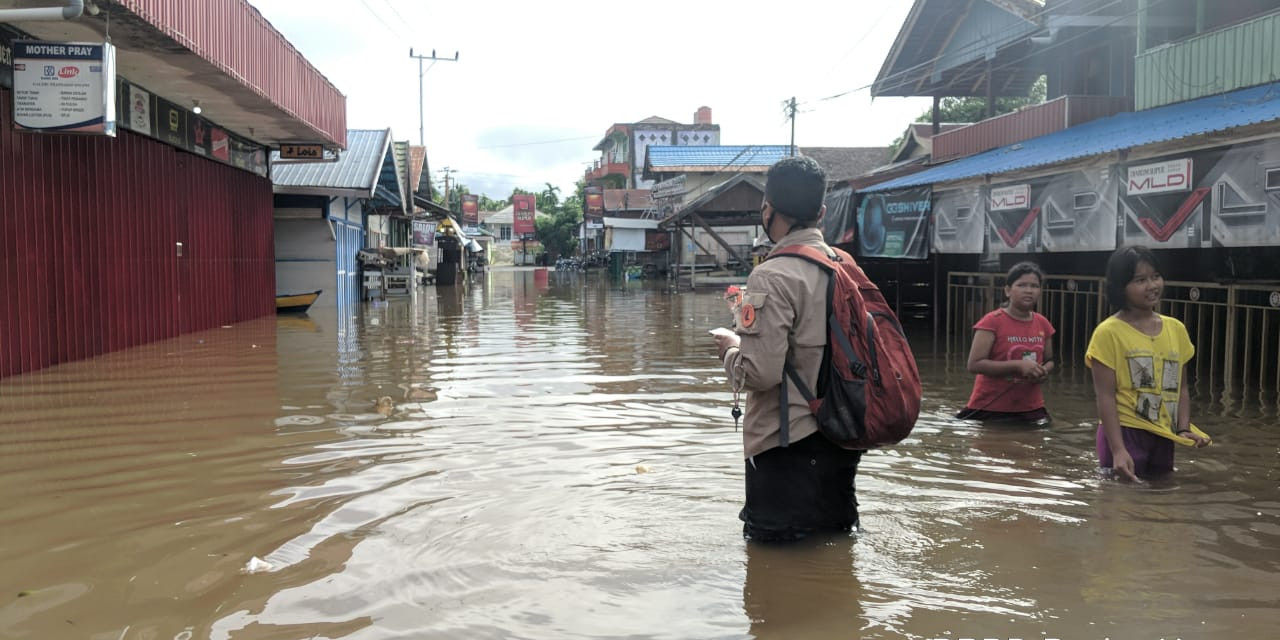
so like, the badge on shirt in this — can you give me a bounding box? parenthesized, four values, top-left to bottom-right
(741, 303, 756, 329)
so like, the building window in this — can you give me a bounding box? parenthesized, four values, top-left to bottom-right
(500, 226, 511, 241)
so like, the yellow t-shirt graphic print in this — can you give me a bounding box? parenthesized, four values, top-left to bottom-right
(1085, 315, 1210, 444)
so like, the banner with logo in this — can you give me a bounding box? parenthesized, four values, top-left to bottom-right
(461, 194, 479, 225)
(1120, 140, 1280, 249)
(12, 40, 116, 136)
(1036, 165, 1118, 252)
(855, 186, 930, 259)
(412, 220, 434, 246)
(645, 229, 671, 251)
(931, 186, 984, 254)
(512, 194, 536, 237)
(985, 182, 1038, 254)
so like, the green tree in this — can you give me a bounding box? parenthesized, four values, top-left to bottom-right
(535, 205, 582, 259)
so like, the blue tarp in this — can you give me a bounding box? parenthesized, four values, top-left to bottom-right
(865, 81, 1280, 192)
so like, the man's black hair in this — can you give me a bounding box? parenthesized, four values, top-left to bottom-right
(765, 156, 826, 223)
(1105, 245, 1160, 310)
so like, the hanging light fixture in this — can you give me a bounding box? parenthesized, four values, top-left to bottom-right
(192, 100, 202, 114)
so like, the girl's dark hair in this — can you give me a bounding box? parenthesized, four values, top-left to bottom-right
(1105, 245, 1161, 310)
(1005, 261, 1044, 287)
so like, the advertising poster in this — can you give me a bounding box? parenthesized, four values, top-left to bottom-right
(412, 220, 434, 246)
(127, 83, 151, 135)
(461, 194, 479, 225)
(512, 194, 537, 237)
(986, 182, 1039, 254)
(855, 186, 931, 259)
(645, 229, 671, 251)
(152, 94, 188, 149)
(1036, 165, 1118, 252)
(12, 40, 116, 135)
(932, 186, 984, 254)
(585, 187, 604, 215)
(822, 187, 855, 245)
(1119, 153, 1211, 248)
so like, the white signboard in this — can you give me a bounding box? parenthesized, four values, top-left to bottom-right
(13, 40, 116, 136)
(653, 174, 687, 199)
(1126, 158, 1192, 196)
(989, 183, 1031, 211)
(127, 84, 150, 135)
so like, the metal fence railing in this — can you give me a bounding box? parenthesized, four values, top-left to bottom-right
(946, 272, 1280, 410)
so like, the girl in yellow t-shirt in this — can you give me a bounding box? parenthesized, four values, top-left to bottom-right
(1085, 246, 1210, 481)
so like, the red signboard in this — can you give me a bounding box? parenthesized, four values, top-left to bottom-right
(513, 193, 536, 236)
(461, 194, 479, 224)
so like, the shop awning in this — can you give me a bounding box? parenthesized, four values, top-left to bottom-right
(864, 80, 1280, 193)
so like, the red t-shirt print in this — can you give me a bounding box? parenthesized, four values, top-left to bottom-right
(965, 309, 1056, 413)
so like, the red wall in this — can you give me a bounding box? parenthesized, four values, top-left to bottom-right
(0, 88, 275, 378)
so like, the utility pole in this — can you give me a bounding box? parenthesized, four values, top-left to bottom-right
(786, 97, 797, 157)
(408, 48, 459, 146)
(439, 167, 456, 211)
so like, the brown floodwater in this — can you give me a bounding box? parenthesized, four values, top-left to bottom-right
(1, 268, 1277, 640)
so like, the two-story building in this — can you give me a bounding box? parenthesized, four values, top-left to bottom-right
(584, 107, 721, 191)
(859, 0, 1280, 395)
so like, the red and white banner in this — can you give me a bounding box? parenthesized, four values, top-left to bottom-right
(512, 194, 536, 237)
(1125, 158, 1192, 196)
(988, 184, 1031, 211)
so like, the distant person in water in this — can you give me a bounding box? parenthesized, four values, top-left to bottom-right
(1086, 246, 1210, 481)
(957, 262, 1056, 423)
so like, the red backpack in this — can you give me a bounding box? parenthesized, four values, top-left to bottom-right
(769, 245, 922, 450)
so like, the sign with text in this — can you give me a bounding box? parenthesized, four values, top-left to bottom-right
(855, 186, 931, 259)
(280, 143, 324, 160)
(1126, 158, 1192, 196)
(461, 194, 479, 225)
(412, 220, 434, 246)
(13, 40, 115, 135)
(988, 183, 1031, 211)
(512, 194, 536, 236)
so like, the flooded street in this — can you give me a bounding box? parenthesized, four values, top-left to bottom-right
(2, 268, 1278, 640)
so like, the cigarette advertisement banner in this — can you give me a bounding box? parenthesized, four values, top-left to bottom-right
(1036, 165, 1118, 253)
(585, 187, 604, 215)
(985, 182, 1038, 254)
(1120, 140, 1280, 249)
(855, 186, 931, 259)
(931, 186, 984, 254)
(12, 40, 116, 136)
(461, 194, 479, 225)
(512, 194, 537, 237)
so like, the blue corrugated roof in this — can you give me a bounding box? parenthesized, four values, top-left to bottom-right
(866, 81, 1280, 192)
(647, 145, 792, 168)
(271, 129, 389, 192)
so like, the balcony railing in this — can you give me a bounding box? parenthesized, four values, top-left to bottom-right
(1135, 9, 1280, 110)
(585, 161, 631, 182)
(931, 95, 1133, 163)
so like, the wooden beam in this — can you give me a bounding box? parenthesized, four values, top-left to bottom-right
(679, 224, 718, 259)
(692, 212, 748, 269)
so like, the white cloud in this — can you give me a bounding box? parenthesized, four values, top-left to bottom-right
(249, 0, 931, 198)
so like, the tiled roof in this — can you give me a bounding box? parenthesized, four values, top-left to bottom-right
(271, 128, 389, 192)
(866, 80, 1280, 192)
(800, 147, 892, 182)
(647, 145, 792, 169)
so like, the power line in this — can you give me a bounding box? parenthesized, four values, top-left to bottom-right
(357, 0, 409, 43)
(481, 135, 599, 149)
(378, 0, 411, 28)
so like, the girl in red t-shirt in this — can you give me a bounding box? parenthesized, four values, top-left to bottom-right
(957, 262, 1057, 423)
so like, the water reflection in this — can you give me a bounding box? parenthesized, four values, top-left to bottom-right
(0, 269, 1277, 639)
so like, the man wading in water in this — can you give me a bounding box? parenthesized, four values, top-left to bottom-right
(714, 157, 863, 542)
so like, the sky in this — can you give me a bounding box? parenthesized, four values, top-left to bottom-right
(247, 0, 932, 200)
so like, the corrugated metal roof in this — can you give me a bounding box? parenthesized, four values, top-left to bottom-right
(865, 80, 1280, 192)
(271, 129, 388, 192)
(647, 145, 792, 168)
